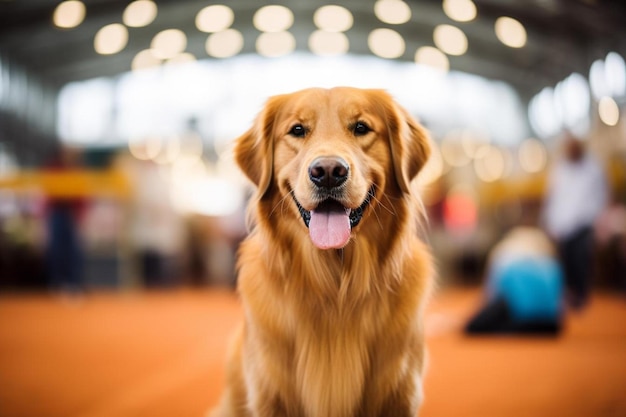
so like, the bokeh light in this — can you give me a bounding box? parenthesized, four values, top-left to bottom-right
(151, 29, 187, 60)
(94, 24, 128, 55)
(368, 28, 405, 59)
(495, 16, 527, 48)
(53, 1, 86, 29)
(253, 5, 294, 33)
(309, 31, 349, 56)
(313, 5, 353, 32)
(433, 24, 468, 56)
(196, 5, 234, 33)
(131, 49, 161, 71)
(374, 0, 412, 25)
(256, 32, 296, 57)
(442, 0, 477, 22)
(123, 0, 157, 28)
(598, 96, 620, 126)
(518, 138, 547, 173)
(205, 29, 244, 58)
(473, 145, 505, 182)
(415, 46, 450, 72)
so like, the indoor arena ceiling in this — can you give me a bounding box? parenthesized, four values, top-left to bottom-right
(1, 0, 625, 99)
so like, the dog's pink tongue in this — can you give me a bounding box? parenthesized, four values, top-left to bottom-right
(309, 202, 351, 250)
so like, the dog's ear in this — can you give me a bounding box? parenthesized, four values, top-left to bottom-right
(387, 99, 431, 194)
(234, 96, 283, 198)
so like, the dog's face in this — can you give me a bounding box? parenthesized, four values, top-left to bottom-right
(235, 87, 430, 250)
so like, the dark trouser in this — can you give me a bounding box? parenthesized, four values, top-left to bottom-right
(465, 297, 561, 335)
(558, 226, 594, 309)
(47, 206, 83, 291)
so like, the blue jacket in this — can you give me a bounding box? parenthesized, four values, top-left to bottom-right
(488, 256, 564, 322)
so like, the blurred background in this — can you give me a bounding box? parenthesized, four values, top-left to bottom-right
(1, 0, 625, 291)
(0, 0, 626, 415)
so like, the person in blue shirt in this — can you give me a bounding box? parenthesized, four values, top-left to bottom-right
(466, 227, 565, 335)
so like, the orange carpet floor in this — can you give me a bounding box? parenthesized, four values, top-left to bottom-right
(0, 287, 625, 417)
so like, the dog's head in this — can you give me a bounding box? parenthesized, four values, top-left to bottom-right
(235, 87, 430, 250)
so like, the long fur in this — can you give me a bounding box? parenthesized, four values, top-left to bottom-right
(211, 87, 435, 417)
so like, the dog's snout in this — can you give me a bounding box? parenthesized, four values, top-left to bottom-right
(308, 157, 349, 189)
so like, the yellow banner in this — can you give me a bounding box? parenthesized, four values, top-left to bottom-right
(0, 169, 131, 199)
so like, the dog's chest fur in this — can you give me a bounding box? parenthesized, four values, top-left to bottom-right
(240, 235, 409, 417)
(291, 296, 380, 417)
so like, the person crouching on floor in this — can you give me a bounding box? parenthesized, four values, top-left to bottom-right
(466, 227, 564, 335)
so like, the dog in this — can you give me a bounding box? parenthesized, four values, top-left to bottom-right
(211, 87, 434, 417)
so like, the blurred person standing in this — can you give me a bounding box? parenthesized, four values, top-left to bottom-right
(43, 147, 86, 293)
(542, 133, 608, 309)
(126, 159, 185, 288)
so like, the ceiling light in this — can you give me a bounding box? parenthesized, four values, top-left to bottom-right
(598, 96, 619, 126)
(589, 59, 609, 100)
(313, 5, 353, 32)
(495, 16, 527, 48)
(131, 49, 161, 71)
(123, 0, 157, 28)
(415, 46, 449, 72)
(253, 5, 294, 32)
(94, 23, 128, 55)
(309, 31, 349, 56)
(196, 5, 234, 33)
(206, 29, 244, 58)
(528, 87, 561, 139)
(604, 52, 626, 98)
(368, 28, 405, 59)
(151, 29, 187, 60)
(374, 0, 411, 25)
(256, 32, 296, 57)
(53, 1, 86, 29)
(554, 72, 590, 133)
(433, 24, 467, 56)
(442, 0, 476, 22)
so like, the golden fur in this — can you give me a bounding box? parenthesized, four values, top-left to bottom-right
(211, 87, 434, 417)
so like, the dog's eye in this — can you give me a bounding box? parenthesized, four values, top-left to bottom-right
(353, 121, 371, 136)
(289, 124, 307, 138)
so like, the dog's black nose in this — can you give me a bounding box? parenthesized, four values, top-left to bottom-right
(309, 157, 349, 189)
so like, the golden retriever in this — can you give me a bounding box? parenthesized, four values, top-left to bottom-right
(211, 87, 434, 417)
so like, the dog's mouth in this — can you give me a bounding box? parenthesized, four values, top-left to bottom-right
(292, 187, 375, 250)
